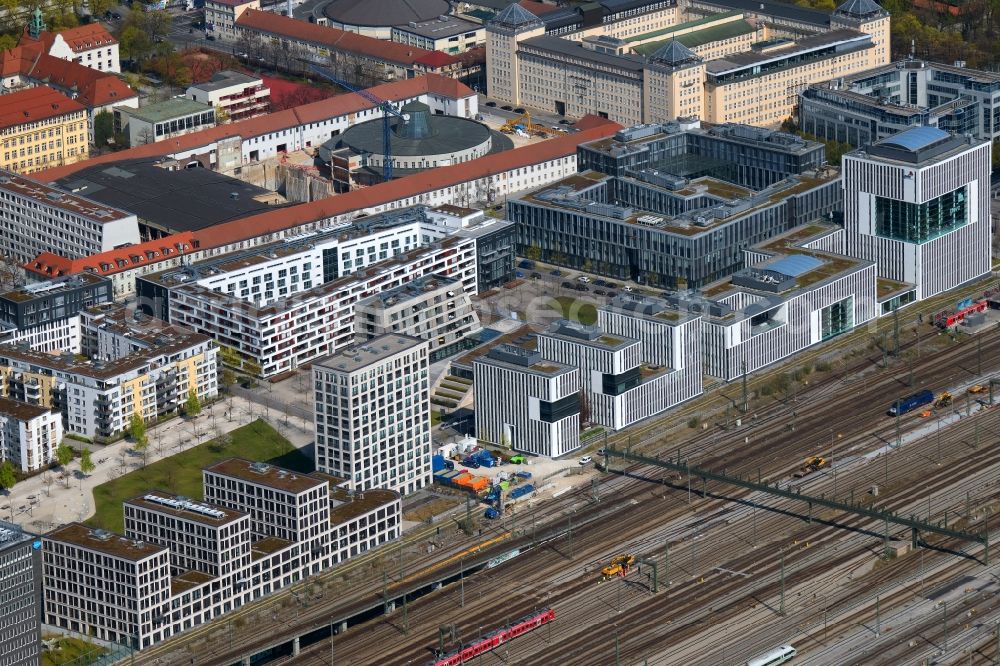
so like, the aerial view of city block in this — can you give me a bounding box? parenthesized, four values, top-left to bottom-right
(0, 0, 997, 663)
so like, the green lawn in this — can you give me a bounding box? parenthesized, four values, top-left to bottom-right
(88, 419, 311, 534)
(42, 636, 108, 666)
(551, 296, 598, 325)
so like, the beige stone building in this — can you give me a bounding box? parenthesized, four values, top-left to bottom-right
(486, 0, 890, 128)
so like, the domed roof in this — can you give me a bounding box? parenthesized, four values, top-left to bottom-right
(835, 0, 884, 18)
(490, 3, 543, 29)
(322, 0, 450, 27)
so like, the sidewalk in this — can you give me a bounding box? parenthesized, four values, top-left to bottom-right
(3, 394, 313, 535)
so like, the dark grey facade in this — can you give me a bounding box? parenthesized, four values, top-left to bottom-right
(0, 275, 112, 330)
(512, 123, 840, 289)
(470, 222, 516, 290)
(0, 522, 41, 666)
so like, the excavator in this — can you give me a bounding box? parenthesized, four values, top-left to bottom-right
(793, 456, 827, 478)
(600, 554, 636, 582)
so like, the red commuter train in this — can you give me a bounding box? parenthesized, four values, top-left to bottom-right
(430, 608, 555, 666)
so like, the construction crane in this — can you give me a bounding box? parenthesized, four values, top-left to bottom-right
(307, 64, 407, 182)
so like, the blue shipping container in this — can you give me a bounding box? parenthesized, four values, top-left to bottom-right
(509, 484, 535, 500)
(515, 471, 532, 480)
(432, 454, 446, 472)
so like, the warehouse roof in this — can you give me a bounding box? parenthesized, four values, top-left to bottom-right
(321, 0, 449, 26)
(118, 98, 212, 124)
(522, 34, 646, 71)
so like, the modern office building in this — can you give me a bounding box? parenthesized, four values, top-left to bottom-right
(669, 224, 877, 380)
(800, 59, 1000, 148)
(0, 303, 217, 440)
(0, 396, 62, 473)
(511, 121, 840, 289)
(186, 71, 270, 123)
(0, 87, 88, 175)
(354, 274, 481, 360)
(0, 171, 140, 262)
(136, 205, 512, 377)
(0, 521, 42, 666)
(0, 273, 112, 352)
(473, 341, 581, 457)
(841, 126, 991, 305)
(485, 0, 890, 128)
(313, 335, 431, 495)
(391, 16, 484, 54)
(44, 459, 400, 651)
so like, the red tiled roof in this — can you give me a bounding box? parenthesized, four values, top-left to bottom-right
(413, 50, 459, 69)
(236, 10, 449, 69)
(25, 233, 197, 279)
(21, 24, 117, 53)
(35, 74, 474, 181)
(25, 52, 136, 107)
(25, 117, 621, 279)
(0, 87, 85, 131)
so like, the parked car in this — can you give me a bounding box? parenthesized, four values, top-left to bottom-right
(595, 279, 607, 287)
(578, 276, 591, 283)
(605, 282, 619, 289)
(485, 101, 497, 107)
(550, 269, 562, 276)
(530, 272, 542, 280)
(502, 105, 513, 111)
(561, 281, 574, 289)
(623, 285, 633, 292)
(206, 34, 215, 40)
(606, 292, 618, 298)
(514, 107, 526, 113)
(597, 448, 606, 456)
(515, 271, 524, 278)
(579, 456, 593, 465)
(559, 119, 572, 125)
(594, 289, 606, 296)
(576, 284, 589, 292)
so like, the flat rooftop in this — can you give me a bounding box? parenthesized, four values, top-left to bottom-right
(170, 569, 216, 595)
(0, 171, 131, 224)
(205, 458, 326, 495)
(188, 70, 263, 93)
(706, 29, 869, 77)
(0, 396, 51, 421)
(521, 34, 647, 72)
(126, 491, 246, 527)
(118, 97, 213, 123)
(0, 272, 108, 304)
(314, 334, 426, 374)
(310, 472, 400, 522)
(46, 523, 167, 561)
(854, 126, 983, 166)
(544, 320, 635, 351)
(397, 15, 481, 38)
(251, 536, 293, 560)
(55, 159, 279, 233)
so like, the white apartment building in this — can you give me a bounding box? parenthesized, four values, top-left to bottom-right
(841, 126, 992, 307)
(354, 274, 481, 360)
(31, 23, 120, 73)
(0, 303, 217, 440)
(0, 170, 140, 262)
(0, 396, 62, 472)
(313, 335, 432, 496)
(44, 459, 401, 650)
(137, 214, 478, 378)
(187, 71, 270, 123)
(0, 273, 112, 353)
(473, 342, 582, 457)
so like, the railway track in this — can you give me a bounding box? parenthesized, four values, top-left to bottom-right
(135, 309, 1000, 665)
(282, 404, 1000, 665)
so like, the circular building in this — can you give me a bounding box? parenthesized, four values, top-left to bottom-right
(320, 101, 513, 187)
(318, 0, 450, 38)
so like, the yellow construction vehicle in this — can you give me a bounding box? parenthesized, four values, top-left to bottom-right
(600, 554, 636, 581)
(793, 456, 827, 478)
(500, 112, 548, 136)
(935, 391, 953, 408)
(969, 385, 988, 394)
